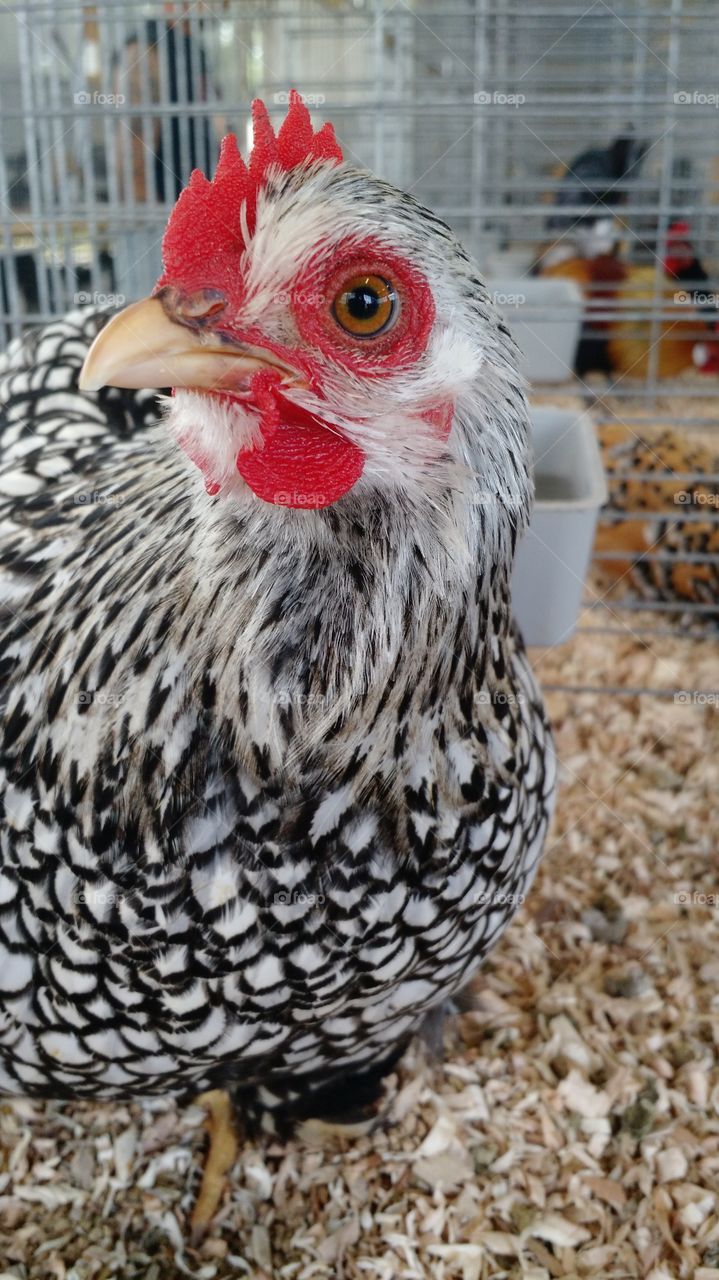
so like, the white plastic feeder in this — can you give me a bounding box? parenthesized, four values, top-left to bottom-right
(487, 277, 584, 383)
(512, 407, 608, 647)
(482, 248, 535, 278)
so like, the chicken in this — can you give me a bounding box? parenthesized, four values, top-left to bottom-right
(595, 421, 719, 611)
(541, 220, 719, 379)
(663, 220, 719, 375)
(540, 248, 629, 378)
(545, 134, 648, 237)
(0, 94, 555, 1210)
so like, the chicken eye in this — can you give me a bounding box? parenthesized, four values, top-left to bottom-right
(332, 274, 398, 338)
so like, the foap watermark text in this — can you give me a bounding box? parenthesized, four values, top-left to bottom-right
(474, 90, 526, 108)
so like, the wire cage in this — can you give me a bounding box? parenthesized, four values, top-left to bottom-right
(0, 0, 717, 696)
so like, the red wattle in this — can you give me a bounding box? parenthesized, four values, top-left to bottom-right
(236, 378, 364, 509)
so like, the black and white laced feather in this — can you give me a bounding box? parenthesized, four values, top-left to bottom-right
(0, 164, 555, 1117)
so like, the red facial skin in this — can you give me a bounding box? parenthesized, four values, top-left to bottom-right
(291, 242, 437, 378)
(156, 104, 454, 507)
(175, 238, 453, 508)
(235, 240, 440, 506)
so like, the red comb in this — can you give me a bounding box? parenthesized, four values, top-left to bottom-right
(159, 90, 343, 286)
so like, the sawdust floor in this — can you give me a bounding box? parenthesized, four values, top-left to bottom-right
(1, 615, 718, 1280)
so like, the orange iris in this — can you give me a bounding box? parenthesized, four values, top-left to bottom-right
(332, 274, 398, 338)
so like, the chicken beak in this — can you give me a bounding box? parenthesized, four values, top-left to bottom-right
(79, 296, 299, 394)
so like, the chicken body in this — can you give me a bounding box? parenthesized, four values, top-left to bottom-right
(0, 111, 554, 1119)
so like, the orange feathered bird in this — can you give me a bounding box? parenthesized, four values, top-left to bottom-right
(541, 221, 719, 380)
(595, 421, 719, 610)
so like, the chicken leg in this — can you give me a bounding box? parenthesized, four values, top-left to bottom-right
(189, 1089, 239, 1243)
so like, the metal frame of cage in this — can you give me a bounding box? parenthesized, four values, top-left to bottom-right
(0, 0, 717, 698)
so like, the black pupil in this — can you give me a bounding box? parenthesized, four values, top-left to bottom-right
(346, 284, 382, 320)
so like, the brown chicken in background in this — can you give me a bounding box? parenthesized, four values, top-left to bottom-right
(595, 421, 719, 610)
(536, 200, 719, 609)
(541, 221, 719, 380)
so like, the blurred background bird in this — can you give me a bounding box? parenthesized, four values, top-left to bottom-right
(594, 421, 719, 611)
(540, 218, 719, 380)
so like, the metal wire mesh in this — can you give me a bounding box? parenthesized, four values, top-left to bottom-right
(0, 0, 717, 693)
